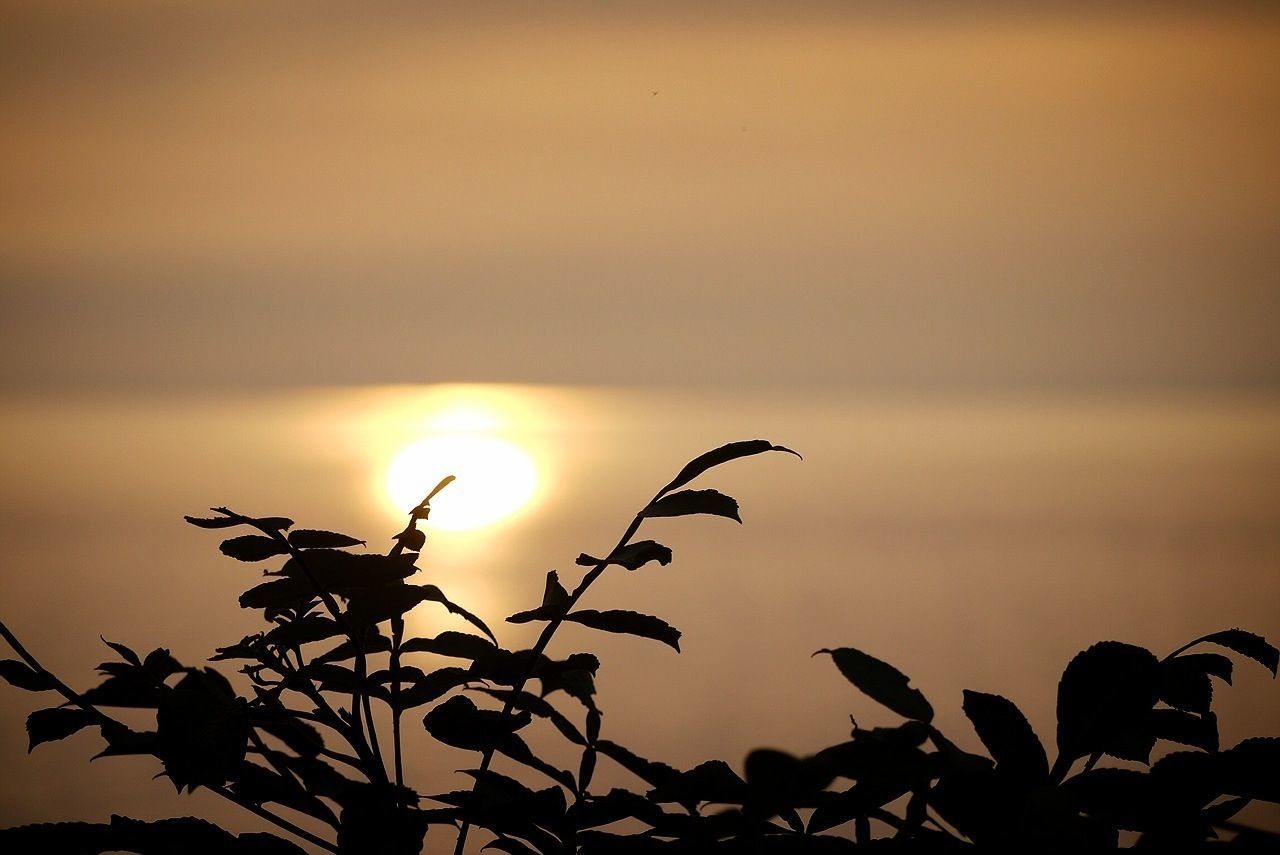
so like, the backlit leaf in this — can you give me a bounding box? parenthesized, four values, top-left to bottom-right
(663, 439, 801, 493)
(566, 609, 681, 652)
(288, 529, 366, 549)
(961, 690, 1049, 784)
(27, 707, 94, 751)
(577, 540, 673, 571)
(644, 489, 741, 523)
(0, 659, 56, 692)
(817, 647, 934, 723)
(1056, 641, 1161, 763)
(220, 535, 288, 562)
(1195, 629, 1278, 677)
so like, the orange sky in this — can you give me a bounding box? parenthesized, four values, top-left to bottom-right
(1, 2, 1278, 390)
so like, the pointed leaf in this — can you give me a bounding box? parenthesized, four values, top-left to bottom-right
(644, 489, 741, 523)
(664, 439, 801, 493)
(1195, 629, 1278, 677)
(288, 529, 366, 549)
(565, 609, 681, 652)
(100, 637, 142, 667)
(0, 659, 56, 692)
(817, 647, 934, 723)
(27, 707, 94, 751)
(961, 690, 1049, 784)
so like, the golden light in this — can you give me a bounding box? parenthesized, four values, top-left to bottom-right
(382, 400, 541, 532)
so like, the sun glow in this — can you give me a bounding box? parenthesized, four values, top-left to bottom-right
(382, 396, 542, 532)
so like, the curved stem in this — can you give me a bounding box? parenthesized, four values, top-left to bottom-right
(451, 487, 664, 855)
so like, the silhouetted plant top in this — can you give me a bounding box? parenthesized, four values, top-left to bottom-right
(0, 439, 1276, 853)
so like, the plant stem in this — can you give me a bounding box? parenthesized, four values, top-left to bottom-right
(451, 487, 664, 855)
(215, 508, 388, 786)
(0, 617, 338, 854)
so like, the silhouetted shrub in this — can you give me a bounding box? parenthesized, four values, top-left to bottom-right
(1, 440, 1276, 852)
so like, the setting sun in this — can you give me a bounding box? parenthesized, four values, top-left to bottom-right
(383, 408, 540, 532)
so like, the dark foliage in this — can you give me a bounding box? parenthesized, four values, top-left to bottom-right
(1, 439, 1276, 853)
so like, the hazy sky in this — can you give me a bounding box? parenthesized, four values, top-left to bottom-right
(2, 2, 1278, 391)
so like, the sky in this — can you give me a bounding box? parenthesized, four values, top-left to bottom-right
(2, 1, 1278, 392)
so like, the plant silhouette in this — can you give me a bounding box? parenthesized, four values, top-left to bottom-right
(1, 440, 1277, 852)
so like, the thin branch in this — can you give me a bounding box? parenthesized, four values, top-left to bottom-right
(0, 617, 338, 854)
(451, 484, 665, 855)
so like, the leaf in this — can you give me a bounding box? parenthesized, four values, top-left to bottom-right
(1172, 652, 1233, 684)
(543, 570, 570, 609)
(239, 578, 314, 611)
(220, 535, 288, 562)
(472, 687, 587, 746)
(663, 439, 801, 493)
(566, 609, 681, 652)
(264, 615, 344, 648)
(414, 585, 498, 644)
(649, 759, 749, 806)
(0, 659, 56, 692)
(288, 529, 366, 549)
(1151, 708, 1218, 752)
(577, 540, 674, 572)
(1056, 641, 1161, 763)
(142, 648, 185, 681)
(422, 695, 529, 753)
(393, 667, 472, 710)
(961, 690, 1049, 784)
(100, 637, 142, 667)
(186, 513, 293, 531)
(27, 707, 94, 751)
(396, 527, 426, 552)
(400, 631, 497, 661)
(280, 550, 418, 595)
(816, 647, 934, 723)
(155, 669, 249, 792)
(643, 489, 741, 523)
(594, 739, 681, 790)
(1159, 657, 1213, 714)
(1195, 629, 1278, 677)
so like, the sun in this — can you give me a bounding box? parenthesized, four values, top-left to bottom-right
(383, 420, 540, 533)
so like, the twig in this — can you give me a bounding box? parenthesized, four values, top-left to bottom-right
(0, 618, 338, 854)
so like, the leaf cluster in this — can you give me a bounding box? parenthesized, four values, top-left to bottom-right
(1, 440, 1276, 852)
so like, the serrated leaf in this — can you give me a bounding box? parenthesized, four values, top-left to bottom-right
(565, 609, 681, 652)
(1151, 708, 1218, 752)
(1195, 629, 1278, 677)
(663, 439, 801, 493)
(393, 667, 472, 710)
(186, 513, 293, 531)
(1056, 641, 1161, 763)
(817, 647, 934, 723)
(577, 540, 674, 571)
(220, 535, 288, 562)
(400, 631, 496, 661)
(0, 659, 56, 692)
(643, 489, 741, 523)
(961, 690, 1049, 784)
(1172, 652, 1233, 684)
(288, 529, 366, 549)
(100, 637, 141, 667)
(27, 707, 94, 751)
